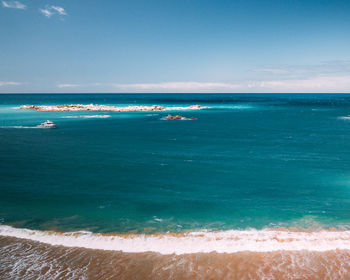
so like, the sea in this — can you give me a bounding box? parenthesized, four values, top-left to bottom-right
(1, 93, 350, 279)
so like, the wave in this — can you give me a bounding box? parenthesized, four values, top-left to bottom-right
(160, 116, 195, 121)
(62, 115, 111, 119)
(212, 104, 257, 110)
(2, 225, 350, 255)
(0, 126, 42, 129)
(2, 235, 350, 279)
(339, 116, 350, 120)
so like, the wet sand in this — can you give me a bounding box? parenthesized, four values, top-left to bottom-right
(1, 235, 350, 279)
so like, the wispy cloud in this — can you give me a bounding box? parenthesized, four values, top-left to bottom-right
(39, 8, 52, 17)
(114, 82, 242, 92)
(0, 81, 21, 86)
(39, 5, 66, 18)
(51, 6, 66, 15)
(251, 68, 289, 74)
(251, 61, 350, 79)
(110, 75, 350, 93)
(57, 83, 80, 88)
(1, 0, 26, 9)
(44, 61, 350, 93)
(249, 75, 350, 92)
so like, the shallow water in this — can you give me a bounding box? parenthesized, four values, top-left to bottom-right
(1, 235, 350, 280)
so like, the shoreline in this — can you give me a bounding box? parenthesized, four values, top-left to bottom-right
(2, 224, 350, 254)
(2, 235, 349, 280)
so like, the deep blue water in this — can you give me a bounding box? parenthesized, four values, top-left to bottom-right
(1, 94, 350, 233)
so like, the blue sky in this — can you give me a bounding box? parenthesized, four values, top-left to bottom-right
(1, 0, 350, 93)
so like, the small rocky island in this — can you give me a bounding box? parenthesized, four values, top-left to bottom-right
(166, 114, 197, 120)
(20, 104, 208, 112)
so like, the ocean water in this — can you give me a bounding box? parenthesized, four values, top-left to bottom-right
(2, 93, 350, 233)
(2, 93, 350, 278)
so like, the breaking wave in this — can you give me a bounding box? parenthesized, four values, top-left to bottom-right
(2, 235, 350, 280)
(62, 115, 111, 119)
(212, 104, 257, 110)
(1, 225, 350, 255)
(0, 126, 43, 129)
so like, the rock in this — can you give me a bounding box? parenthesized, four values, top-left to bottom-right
(19, 104, 209, 112)
(166, 114, 197, 120)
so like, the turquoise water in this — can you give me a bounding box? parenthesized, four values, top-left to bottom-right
(1, 94, 350, 233)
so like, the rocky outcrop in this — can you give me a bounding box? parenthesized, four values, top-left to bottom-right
(19, 104, 208, 112)
(166, 114, 197, 120)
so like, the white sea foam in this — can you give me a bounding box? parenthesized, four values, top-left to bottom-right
(62, 115, 111, 119)
(0, 126, 40, 129)
(0, 124, 56, 129)
(160, 116, 195, 121)
(230, 105, 254, 109)
(339, 116, 350, 120)
(213, 104, 255, 110)
(1, 225, 350, 255)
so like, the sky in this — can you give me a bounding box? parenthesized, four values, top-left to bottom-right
(1, 0, 350, 93)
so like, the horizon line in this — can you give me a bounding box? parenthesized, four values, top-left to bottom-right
(1, 92, 350, 95)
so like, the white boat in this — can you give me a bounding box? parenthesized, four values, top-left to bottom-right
(36, 120, 57, 128)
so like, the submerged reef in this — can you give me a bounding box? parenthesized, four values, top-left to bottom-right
(20, 104, 208, 112)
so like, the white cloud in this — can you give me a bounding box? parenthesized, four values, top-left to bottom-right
(0, 81, 21, 86)
(114, 82, 242, 92)
(47, 60, 350, 93)
(39, 5, 66, 18)
(109, 75, 350, 93)
(51, 71, 350, 93)
(57, 83, 80, 88)
(39, 8, 52, 17)
(51, 6, 66, 15)
(2, 1, 26, 9)
(251, 68, 289, 74)
(251, 61, 350, 79)
(249, 75, 350, 92)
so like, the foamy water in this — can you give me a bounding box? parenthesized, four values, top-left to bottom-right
(1, 235, 349, 280)
(62, 115, 111, 119)
(339, 116, 350, 120)
(1, 225, 350, 254)
(2, 228, 350, 279)
(0, 126, 46, 129)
